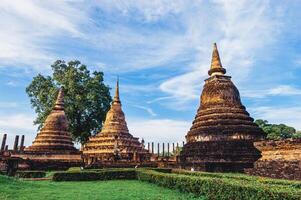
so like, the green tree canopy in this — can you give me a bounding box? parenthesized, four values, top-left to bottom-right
(255, 119, 301, 140)
(26, 60, 112, 144)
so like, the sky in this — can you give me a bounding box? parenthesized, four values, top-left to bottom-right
(0, 0, 301, 148)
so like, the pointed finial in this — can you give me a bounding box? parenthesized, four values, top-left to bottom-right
(113, 77, 120, 103)
(54, 87, 64, 110)
(208, 43, 226, 76)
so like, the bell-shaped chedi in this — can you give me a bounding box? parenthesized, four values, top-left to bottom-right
(83, 79, 150, 166)
(25, 88, 78, 153)
(180, 43, 266, 172)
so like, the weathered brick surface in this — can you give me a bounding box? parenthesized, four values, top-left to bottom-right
(245, 139, 301, 180)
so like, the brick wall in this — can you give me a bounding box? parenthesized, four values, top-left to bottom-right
(245, 139, 301, 180)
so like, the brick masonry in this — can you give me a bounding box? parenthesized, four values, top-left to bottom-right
(245, 139, 301, 180)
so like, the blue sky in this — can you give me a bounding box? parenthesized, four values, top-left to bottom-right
(1, 0, 301, 147)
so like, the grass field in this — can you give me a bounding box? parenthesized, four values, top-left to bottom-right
(0, 175, 204, 200)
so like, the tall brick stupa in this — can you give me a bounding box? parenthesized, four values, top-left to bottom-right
(21, 88, 82, 169)
(180, 43, 266, 172)
(83, 79, 150, 166)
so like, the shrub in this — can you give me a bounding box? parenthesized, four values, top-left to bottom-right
(52, 169, 136, 181)
(171, 169, 301, 189)
(152, 168, 172, 173)
(137, 170, 301, 200)
(15, 171, 46, 179)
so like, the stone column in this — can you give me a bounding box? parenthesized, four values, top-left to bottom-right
(151, 142, 154, 154)
(182, 141, 185, 147)
(163, 143, 165, 157)
(172, 143, 175, 152)
(148, 142, 150, 153)
(157, 143, 160, 157)
(167, 143, 170, 157)
(20, 135, 25, 151)
(1, 134, 7, 151)
(13, 135, 19, 151)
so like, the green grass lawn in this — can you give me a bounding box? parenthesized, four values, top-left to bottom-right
(0, 175, 204, 200)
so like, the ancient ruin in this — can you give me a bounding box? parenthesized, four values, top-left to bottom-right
(246, 139, 301, 180)
(180, 43, 266, 172)
(83, 79, 151, 167)
(17, 88, 82, 170)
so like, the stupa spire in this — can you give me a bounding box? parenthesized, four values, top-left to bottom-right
(208, 43, 226, 76)
(54, 87, 65, 110)
(113, 77, 120, 103)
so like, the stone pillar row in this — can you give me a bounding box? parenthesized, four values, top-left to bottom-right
(0, 134, 25, 152)
(146, 141, 185, 157)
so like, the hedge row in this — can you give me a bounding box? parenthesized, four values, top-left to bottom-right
(171, 169, 301, 189)
(136, 170, 301, 200)
(15, 171, 46, 179)
(52, 168, 301, 199)
(52, 169, 136, 181)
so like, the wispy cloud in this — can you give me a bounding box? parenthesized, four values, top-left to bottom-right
(241, 85, 301, 98)
(133, 105, 157, 117)
(250, 106, 301, 130)
(5, 80, 19, 87)
(0, 113, 37, 147)
(128, 118, 190, 143)
(0, 0, 88, 69)
(0, 102, 19, 108)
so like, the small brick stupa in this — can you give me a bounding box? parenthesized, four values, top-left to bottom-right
(83, 79, 150, 166)
(21, 88, 82, 169)
(180, 43, 265, 172)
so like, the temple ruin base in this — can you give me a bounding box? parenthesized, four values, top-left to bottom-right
(245, 139, 301, 180)
(12, 152, 83, 170)
(180, 140, 261, 172)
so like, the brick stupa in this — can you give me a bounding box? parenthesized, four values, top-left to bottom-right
(180, 43, 265, 172)
(25, 88, 77, 153)
(83, 79, 150, 166)
(21, 88, 82, 170)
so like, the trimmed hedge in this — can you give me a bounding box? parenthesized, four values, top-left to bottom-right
(52, 168, 301, 199)
(137, 170, 301, 200)
(52, 169, 136, 181)
(172, 169, 301, 189)
(152, 168, 172, 173)
(15, 171, 46, 179)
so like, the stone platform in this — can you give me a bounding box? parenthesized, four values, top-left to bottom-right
(245, 139, 301, 180)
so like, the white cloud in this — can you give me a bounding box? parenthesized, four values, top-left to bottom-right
(133, 105, 157, 117)
(5, 80, 19, 87)
(241, 85, 301, 98)
(0, 0, 88, 69)
(0, 102, 18, 108)
(128, 118, 190, 144)
(250, 106, 301, 130)
(268, 85, 301, 95)
(0, 113, 37, 148)
(92, 0, 186, 22)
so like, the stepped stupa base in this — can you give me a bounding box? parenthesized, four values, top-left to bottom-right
(180, 140, 261, 172)
(13, 152, 83, 170)
(85, 160, 157, 169)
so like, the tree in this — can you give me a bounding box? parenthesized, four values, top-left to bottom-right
(26, 60, 112, 144)
(255, 119, 301, 140)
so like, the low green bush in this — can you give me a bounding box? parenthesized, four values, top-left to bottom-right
(152, 168, 172, 173)
(15, 171, 46, 179)
(172, 169, 301, 189)
(137, 170, 301, 200)
(52, 169, 136, 181)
